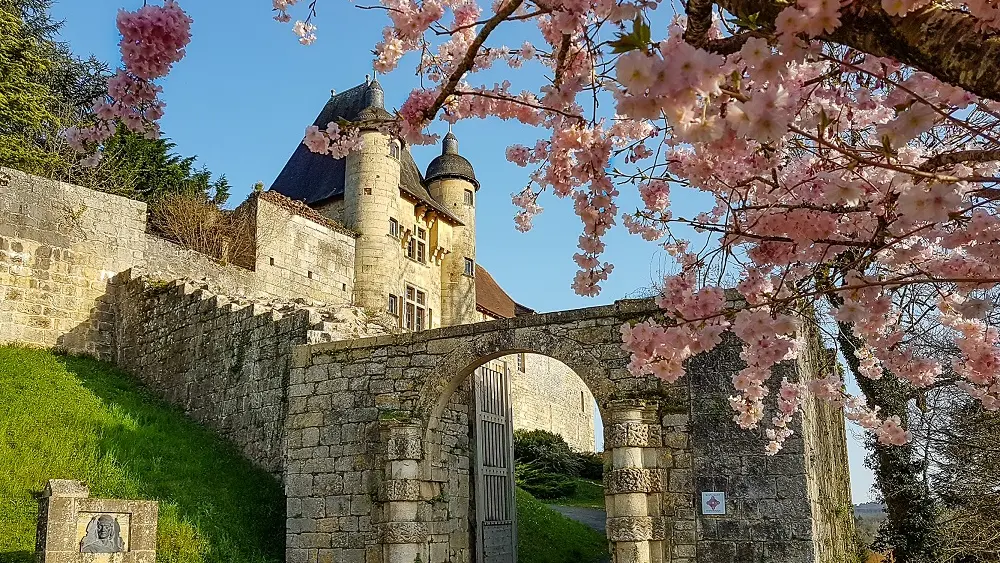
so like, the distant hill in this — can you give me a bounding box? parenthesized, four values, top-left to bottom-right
(854, 502, 887, 518)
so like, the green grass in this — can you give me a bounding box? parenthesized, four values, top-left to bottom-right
(0, 345, 284, 563)
(548, 478, 605, 509)
(516, 487, 608, 563)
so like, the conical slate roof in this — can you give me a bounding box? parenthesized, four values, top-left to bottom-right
(269, 80, 462, 224)
(425, 131, 478, 189)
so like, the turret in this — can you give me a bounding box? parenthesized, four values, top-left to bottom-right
(426, 130, 479, 326)
(344, 79, 403, 313)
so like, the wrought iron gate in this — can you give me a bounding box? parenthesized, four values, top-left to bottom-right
(473, 361, 517, 563)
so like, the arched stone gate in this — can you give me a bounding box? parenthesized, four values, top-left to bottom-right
(283, 299, 853, 563)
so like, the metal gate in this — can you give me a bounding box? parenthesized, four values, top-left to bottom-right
(473, 361, 517, 563)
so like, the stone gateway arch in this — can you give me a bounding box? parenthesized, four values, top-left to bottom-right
(283, 298, 853, 563)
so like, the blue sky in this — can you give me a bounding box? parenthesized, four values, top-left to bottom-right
(49, 0, 875, 502)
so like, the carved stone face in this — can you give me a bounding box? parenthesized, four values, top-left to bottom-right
(81, 515, 123, 553)
(96, 517, 113, 540)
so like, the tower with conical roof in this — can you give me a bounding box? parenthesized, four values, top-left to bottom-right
(426, 129, 479, 326)
(342, 79, 404, 314)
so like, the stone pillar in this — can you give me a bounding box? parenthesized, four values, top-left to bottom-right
(605, 400, 659, 563)
(382, 421, 428, 563)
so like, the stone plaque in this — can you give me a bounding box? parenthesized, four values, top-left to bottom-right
(78, 513, 129, 553)
(701, 491, 726, 515)
(35, 479, 157, 563)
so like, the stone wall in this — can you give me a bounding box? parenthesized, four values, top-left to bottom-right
(283, 299, 854, 563)
(107, 271, 388, 475)
(142, 233, 260, 295)
(252, 194, 357, 305)
(0, 170, 362, 357)
(507, 352, 597, 452)
(0, 168, 146, 356)
(109, 271, 315, 474)
(682, 330, 855, 563)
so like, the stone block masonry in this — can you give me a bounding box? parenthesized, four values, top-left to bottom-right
(106, 271, 388, 475)
(0, 168, 147, 356)
(284, 299, 854, 563)
(0, 169, 362, 356)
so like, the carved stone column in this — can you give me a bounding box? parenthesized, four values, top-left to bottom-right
(605, 400, 659, 563)
(382, 420, 427, 563)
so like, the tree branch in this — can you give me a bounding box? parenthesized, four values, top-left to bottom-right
(714, 0, 1000, 101)
(919, 148, 1000, 172)
(422, 0, 526, 121)
(683, 0, 716, 48)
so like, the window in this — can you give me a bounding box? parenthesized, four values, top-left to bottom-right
(269, 257, 275, 266)
(581, 391, 586, 412)
(389, 218, 399, 238)
(390, 140, 401, 160)
(307, 270, 314, 280)
(406, 226, 427, 263)
(364, 187, 373, 195)
(464, 257, 475, 277)
(464, 189, 474, 206)
(388, 294, 399, 316)
(404, 284, 427, 331)
(517, 353, 525, 372)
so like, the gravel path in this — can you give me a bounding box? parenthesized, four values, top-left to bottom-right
(546, 504, 607, 534)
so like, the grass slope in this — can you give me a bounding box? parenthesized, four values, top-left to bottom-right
(0, 346, 284, 563)
(516, 487, 608, 563)
(548, 478, 605, 509)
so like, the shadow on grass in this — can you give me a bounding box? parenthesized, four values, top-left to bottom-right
(0, 550, 34, 563)
(56, 354, 286, 563)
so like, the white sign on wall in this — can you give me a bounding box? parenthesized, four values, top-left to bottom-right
(701, 492, 726, 515)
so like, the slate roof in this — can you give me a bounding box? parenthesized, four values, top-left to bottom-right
(425, 131, 479, 189)
(476, 265, 535, 319)
(269, 80, 463, 224)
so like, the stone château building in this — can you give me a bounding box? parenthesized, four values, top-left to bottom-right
(270, 78, 596, 451)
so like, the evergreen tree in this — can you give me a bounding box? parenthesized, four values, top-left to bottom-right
(0, 0, 229, 207)
(0, 3, 59, 174)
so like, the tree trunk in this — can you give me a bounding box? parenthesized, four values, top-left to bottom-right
(714, 0, 1000, 102)
(837, 322, 939, 563)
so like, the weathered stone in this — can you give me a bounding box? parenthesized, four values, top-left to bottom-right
(605, 422, 650, 448)
(607, 516, 653, 542)
(381, 522, 429, 544)
(605, 468, 652, 494)
(381, 480, 422, 502)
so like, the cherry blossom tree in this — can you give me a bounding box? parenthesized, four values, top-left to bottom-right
(73, 1, 1000, 559)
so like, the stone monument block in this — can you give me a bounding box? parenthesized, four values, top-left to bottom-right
(35, 479, 158, 563)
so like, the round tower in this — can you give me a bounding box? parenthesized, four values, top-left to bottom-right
(426, 130, 479, 326)
(344, 79, 403, 314)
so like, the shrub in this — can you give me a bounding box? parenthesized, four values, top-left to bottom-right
(148, 191, 256, 268)
(515, 462, 577, 499)
(513, 429, 583, 476)
(576, 451, 605, 481)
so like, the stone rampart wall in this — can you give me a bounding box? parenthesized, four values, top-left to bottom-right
(0, 169, 146, 356)
(109, 271, 315, 474)
(252, 196, 356, 305)
(105, 271, 389, 476)
(0, 169, 360, 357)
(142, 233, 261, 294)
